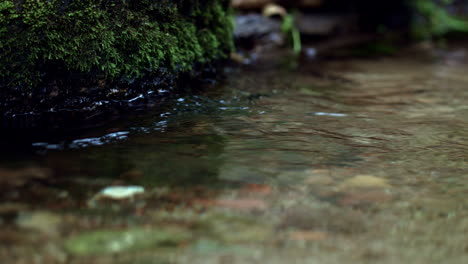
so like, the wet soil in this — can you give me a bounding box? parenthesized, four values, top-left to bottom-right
(1, 44, 468, 263)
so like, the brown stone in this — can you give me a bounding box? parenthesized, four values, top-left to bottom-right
(339, 175, 390, 190)
(288, 230, 328, 241)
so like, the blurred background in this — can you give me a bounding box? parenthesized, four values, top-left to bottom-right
(231, 0, 468, 59)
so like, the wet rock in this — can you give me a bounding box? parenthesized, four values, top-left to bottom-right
(64, 226, 191, 256)
(295, 14, 356, 36)
(233, 12, 286, 57)
(234, 14, 282, 40)
(1, 1, 233, 132)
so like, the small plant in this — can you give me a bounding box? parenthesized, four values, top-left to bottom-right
(412, 0, 468, 39)
(281, 12, 302, 56)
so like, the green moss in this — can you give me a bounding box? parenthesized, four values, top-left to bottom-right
(0, 0, 233, 92)
(412, 0, 468, 39)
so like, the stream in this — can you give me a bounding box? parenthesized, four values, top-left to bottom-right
(1, 45, 468, 263)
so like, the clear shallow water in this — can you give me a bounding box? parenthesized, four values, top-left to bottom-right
(2, 47, 468, 263)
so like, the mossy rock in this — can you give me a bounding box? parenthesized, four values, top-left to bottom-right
(0, 0, 233, 130)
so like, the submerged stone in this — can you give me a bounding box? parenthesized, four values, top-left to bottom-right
(64, 226, 191, 256)
(340, 175, 390, 190)
(279, 206, 367, 234)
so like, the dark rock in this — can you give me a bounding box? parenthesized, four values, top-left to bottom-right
(234, 14, 282, 39)
(234, 14, 284, 51)
(295, 14, 357, 36)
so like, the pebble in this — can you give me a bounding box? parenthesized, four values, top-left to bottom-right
(340, 175, 390, 190)
(98, 186, 145, 199)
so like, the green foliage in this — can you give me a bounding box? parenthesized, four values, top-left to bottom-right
(412, 0, 468, 39)
(0, 0, 233, 91)
(281, 13, 301, 56)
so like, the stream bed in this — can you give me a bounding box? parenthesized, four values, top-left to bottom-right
(1, 45, 468, 263)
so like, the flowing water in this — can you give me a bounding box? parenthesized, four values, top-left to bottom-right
(1, 46, 468, 263)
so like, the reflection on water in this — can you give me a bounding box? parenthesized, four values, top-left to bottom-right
(2, 47, 468, 263)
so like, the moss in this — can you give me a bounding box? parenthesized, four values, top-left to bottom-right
(412, 0, 468, 39)
(0, 0, 233, 93)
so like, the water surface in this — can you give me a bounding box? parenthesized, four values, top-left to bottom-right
(1, 47, 468, 263)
